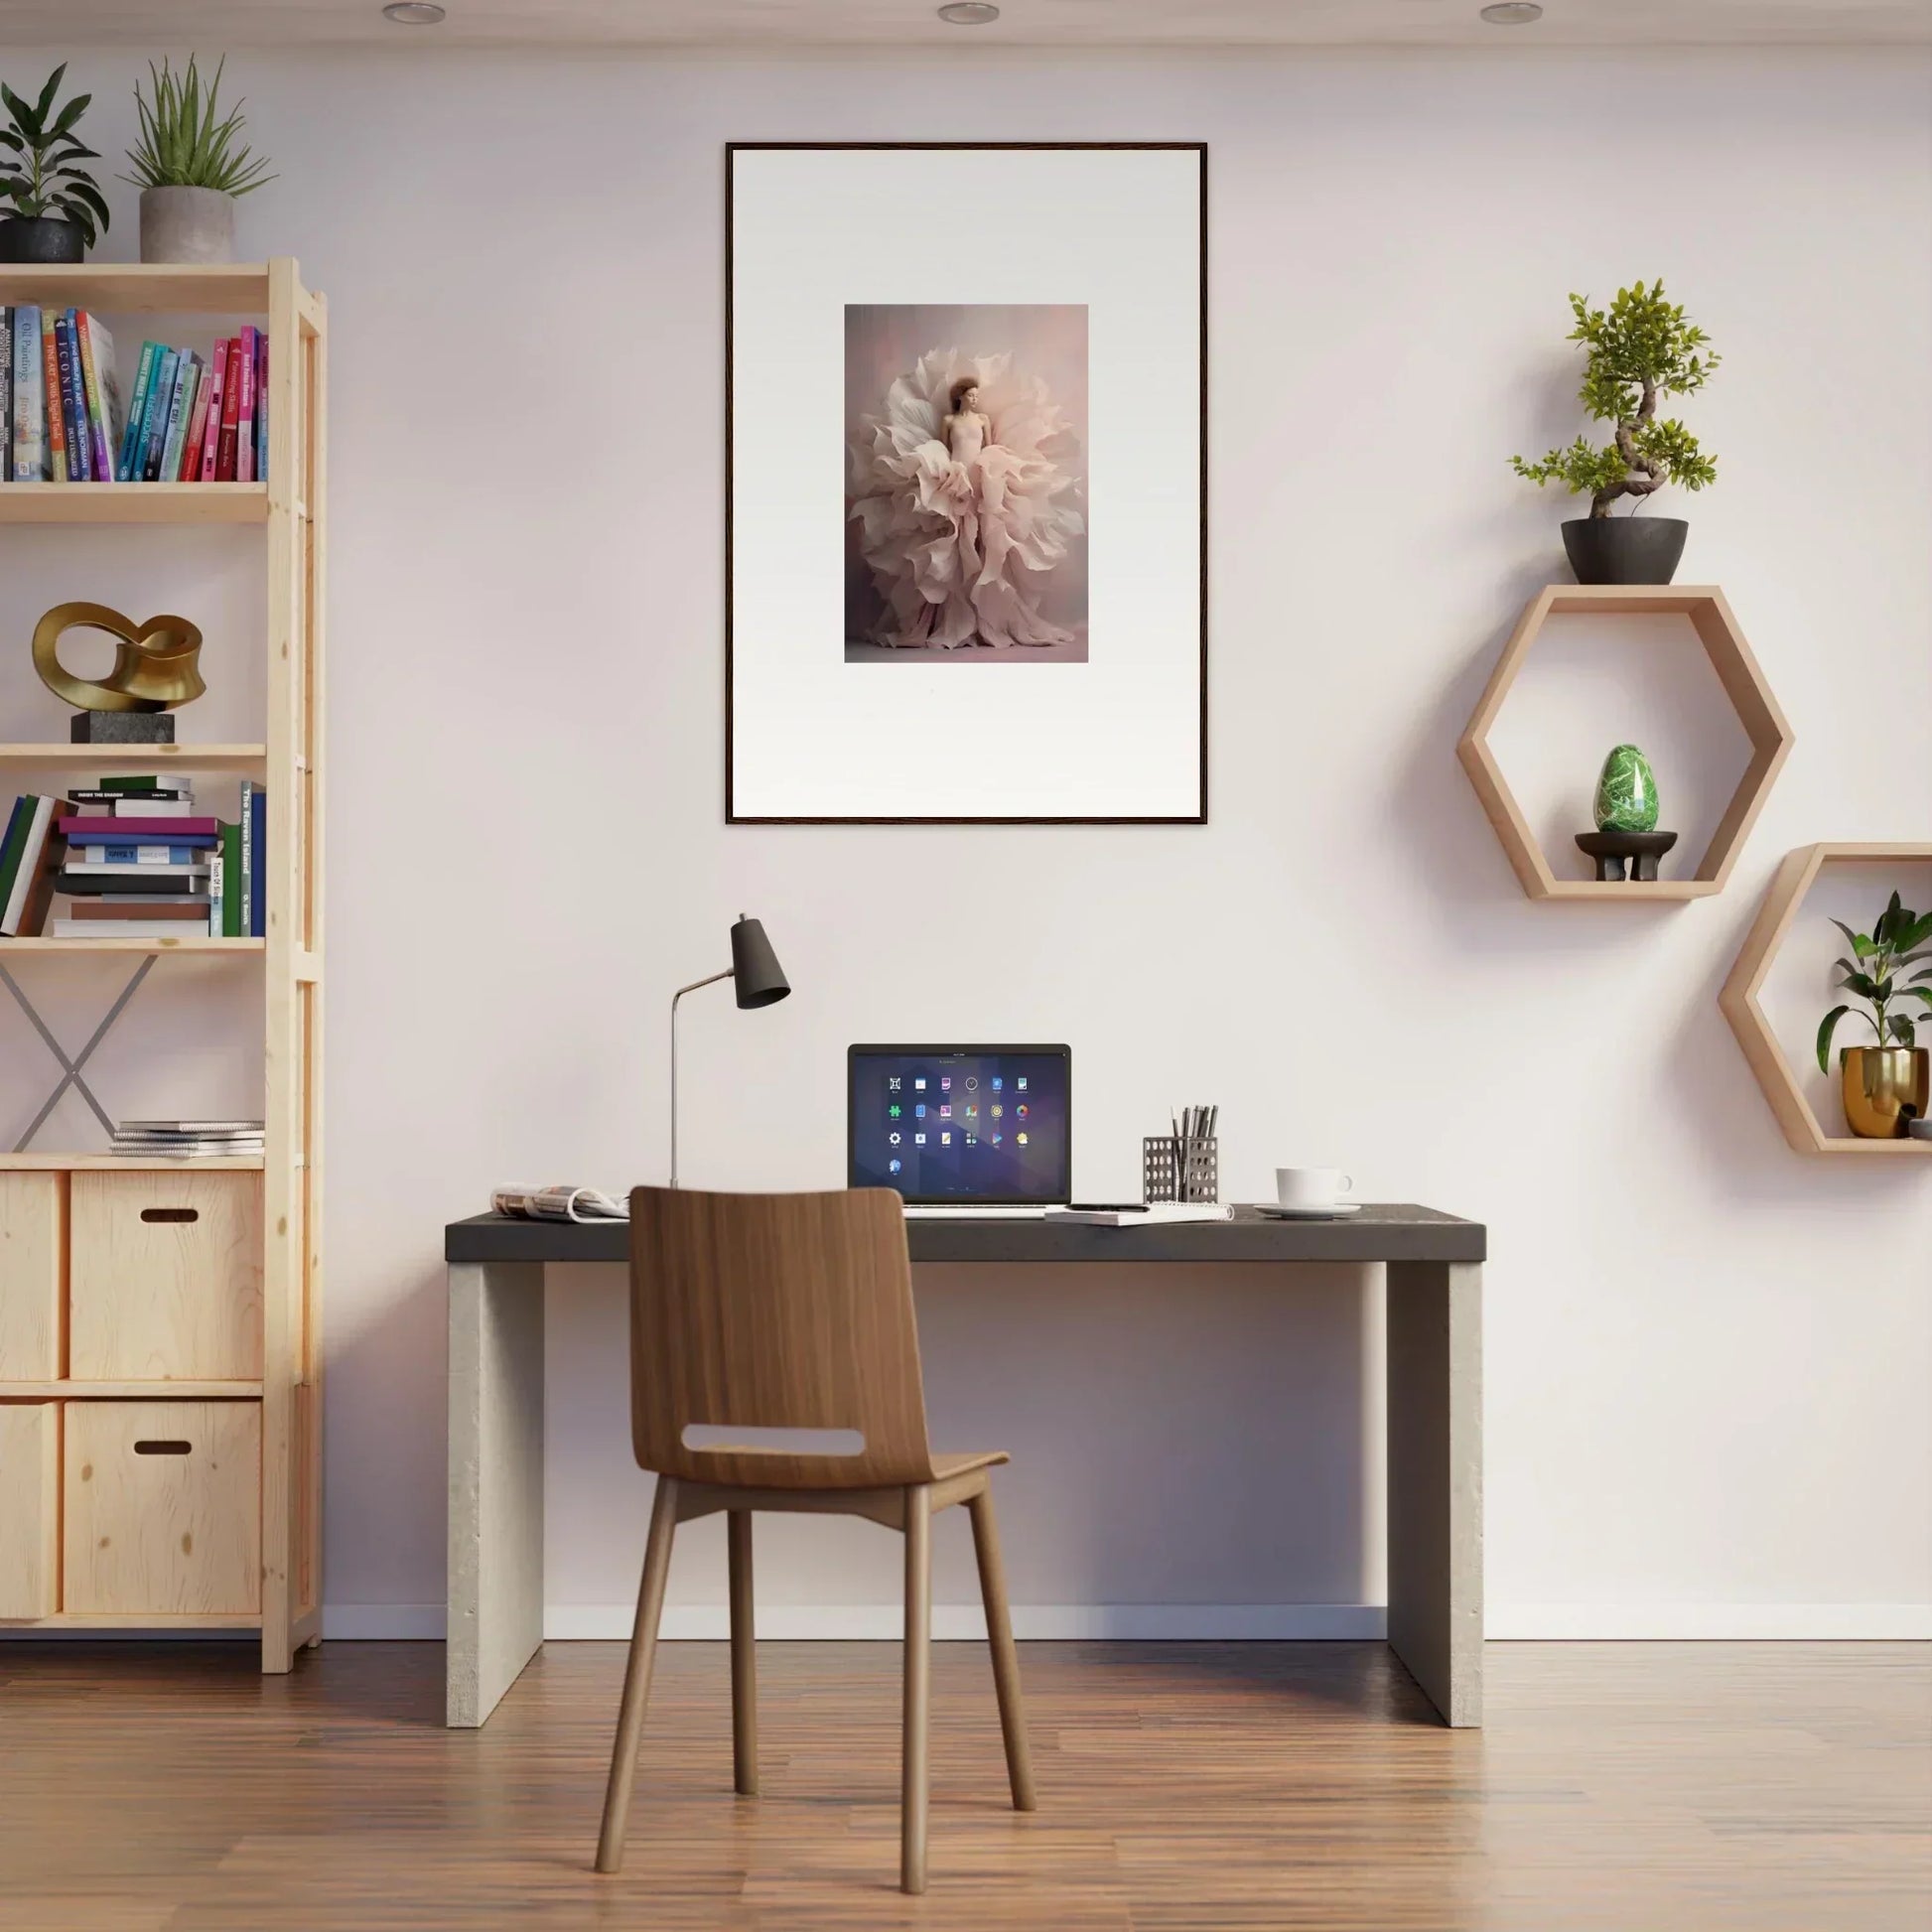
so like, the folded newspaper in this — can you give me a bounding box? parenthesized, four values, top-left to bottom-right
(490, 1184, 629, 1224)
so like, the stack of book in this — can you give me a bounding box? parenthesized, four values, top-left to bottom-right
(0, 775, 267, 939)
(1, 308, 266, 484)
(111, 1119, 264, 1160)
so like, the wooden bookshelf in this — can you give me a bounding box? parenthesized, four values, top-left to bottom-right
(1719, 843, 1932, 1160)
(0, 260, 326, 1672)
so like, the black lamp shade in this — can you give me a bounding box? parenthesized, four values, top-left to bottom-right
(729, 915, 790, 1009)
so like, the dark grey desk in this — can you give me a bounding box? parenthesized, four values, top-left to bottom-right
(445, 1204, 1484, 1729)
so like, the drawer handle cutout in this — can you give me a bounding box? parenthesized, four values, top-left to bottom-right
(140, 1207, 200, 1224)
(133, 1440, 193, 1455)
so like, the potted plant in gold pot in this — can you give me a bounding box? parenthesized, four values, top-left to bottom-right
(1817, 893, 1932, 1138)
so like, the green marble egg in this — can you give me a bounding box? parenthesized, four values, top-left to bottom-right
(1594, 744, 1659, 833)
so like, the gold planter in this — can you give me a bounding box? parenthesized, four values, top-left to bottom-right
(1840, 1045, 1930, 1139)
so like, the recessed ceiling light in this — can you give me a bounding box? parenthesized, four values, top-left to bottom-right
(382, 2, 447, 22)
(937, 2, 1001, 24)
(1479, 2, 1543, 21)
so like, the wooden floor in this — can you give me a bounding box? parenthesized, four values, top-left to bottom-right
(0, 1640, 1925, 1930)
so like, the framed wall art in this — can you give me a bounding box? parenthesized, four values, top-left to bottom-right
(726, 142, 1207, 824)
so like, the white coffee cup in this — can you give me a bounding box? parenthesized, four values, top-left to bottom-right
(1276, 1167, 1353, 1211)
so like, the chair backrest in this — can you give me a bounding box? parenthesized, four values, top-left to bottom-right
(626, 1185, 937, 1490)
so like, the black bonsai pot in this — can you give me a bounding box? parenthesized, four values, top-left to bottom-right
(1561, 516, 1688, 586)
(0, 215, 86, 263)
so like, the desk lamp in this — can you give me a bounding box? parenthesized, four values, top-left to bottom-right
(669, 914, 790, 1186)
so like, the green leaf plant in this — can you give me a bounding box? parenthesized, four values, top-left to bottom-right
(1511, 280, 1719, 519)
(122, 56, 275, 198)
(1816, 892, 1932, 1073)
(0, 64, 110, 246)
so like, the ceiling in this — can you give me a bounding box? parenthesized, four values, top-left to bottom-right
(2, 0, 1928, 47)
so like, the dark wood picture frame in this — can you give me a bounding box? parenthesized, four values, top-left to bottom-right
(725, 141, 1208, 826)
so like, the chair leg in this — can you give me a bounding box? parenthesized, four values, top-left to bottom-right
(967, 1485, 1036, 1812)
(901, 1483, 932, 1895)
(595, 1475, 680, 1874)
(728, 1509, 758, 1796)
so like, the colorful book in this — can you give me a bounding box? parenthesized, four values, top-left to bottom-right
(54, 312, 87, 481)
(254, 331, 268, 480)
(159, 353, 200, 484)
(136, 346, 179, 483)
(247, 784, 266, 937)
(39, 312, 66, 483)
(0, 796, 32, 908)
(215, 338, 241, 481)
(73, 844, 207, 865)
(216, 820, 241, 937)
(235, 326, 258, 484)
(197, 339, 227, 480)
(11, 307, 43, 480)
(179, 355, 212, 480)
(0, 306, 10, 467)
(68, 899, 210, 920)
(59, 867, 207, 895)
(60, 815, 219, 841)
(74, 312, 119, 483)
(118, 340, 160, 481)
(50, 917, 207, 939)
(1, 795, 61, 935)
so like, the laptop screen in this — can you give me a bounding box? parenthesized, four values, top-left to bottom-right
(848, 1045, 1071, 1204)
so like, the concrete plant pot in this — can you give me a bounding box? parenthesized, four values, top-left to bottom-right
(139, 186, 236, 264)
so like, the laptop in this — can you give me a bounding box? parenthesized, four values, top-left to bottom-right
(848, 1044, 1071, 1216)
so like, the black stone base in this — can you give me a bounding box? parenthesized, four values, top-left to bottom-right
(1576, 829, 1680, 883)
(70, 711, 175, 744)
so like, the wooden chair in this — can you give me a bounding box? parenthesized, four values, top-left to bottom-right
(595, 1184, 1036, 1893)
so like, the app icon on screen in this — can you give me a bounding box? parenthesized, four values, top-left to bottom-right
(939, 1105, 951, 1118)
(990, 1132, 1003, 1146)
(964, 1134, 977, 1146)
(940, 1132, 951, 1146)
(940, 1076, 952, 1091)
(1017, 1133, 1028, 1145)
(965, 1076, 978, 1091)
(964, 1105, 977, 1120)
(1016, 1076, 1028, 1091)
(889, 1077, 901, 1091)
(890, 1104, 901, 1119)
(889, 1158, 902, 1173)
(990, 1104, 1003, 1120)
(992, 1076, 1003, 1092)
(1016, 1104, 1028, 1119)
(914, 1103, 926, 1118)
(889, 1132, 900, 1145)
(914, 1134, 926, 1145)
(914, 1077, 926, 1090)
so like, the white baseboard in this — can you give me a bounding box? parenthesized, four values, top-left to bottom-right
(310, 1601, 1932, 1643)
(1488, 1602, 1932, 1640)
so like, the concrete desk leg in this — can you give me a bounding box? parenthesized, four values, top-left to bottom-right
(448, 1260, 546, 1727)
(1385, 1260, 1482, 1726)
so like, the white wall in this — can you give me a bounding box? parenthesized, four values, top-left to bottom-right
(3, 45, 1929, 1641)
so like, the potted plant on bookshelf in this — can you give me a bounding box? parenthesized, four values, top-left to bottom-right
(122, 56, 274, 265)
(1510, 280, 1719, 586)
(0, 66, 109, 264)
(1817, 892, 1932, 1139)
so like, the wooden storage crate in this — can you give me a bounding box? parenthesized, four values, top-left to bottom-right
(0, 1402, 59, 1617)
(0, 1172, 64, 1379)
(69, 1172, 263, 1382)
(63, 1401, 261, 1616)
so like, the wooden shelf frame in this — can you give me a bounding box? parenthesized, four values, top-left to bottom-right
(1457, 585, 1795, 902)
(1719, 843, 1932, 1160)
(0, 259, 326, 1670)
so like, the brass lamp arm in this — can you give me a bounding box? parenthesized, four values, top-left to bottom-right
(668, 969, 735, 1189)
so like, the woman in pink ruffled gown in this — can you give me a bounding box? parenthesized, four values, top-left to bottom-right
(848, 350, 1086, 650)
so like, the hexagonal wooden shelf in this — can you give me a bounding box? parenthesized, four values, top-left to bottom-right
(1457, 585, 1795, 900)
(1720, 842, 1932, 1160)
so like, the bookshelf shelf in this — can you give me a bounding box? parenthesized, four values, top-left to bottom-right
(0, 744, 267, 769)
(0, 1379, 263, 1399)
(0, 482, 268, 524)
(0, 258, 324, 1674)
(0, 1153, 266, 1171)
(0, 936, 265, 953)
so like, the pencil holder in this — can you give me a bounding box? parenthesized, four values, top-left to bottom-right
(1143, 1135, 1218, 1205)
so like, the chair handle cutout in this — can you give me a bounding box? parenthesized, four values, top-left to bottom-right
(141, 1207, 200, 1224)
(133, 1440, 193, 1455)
(680, 1424, 866, 1457)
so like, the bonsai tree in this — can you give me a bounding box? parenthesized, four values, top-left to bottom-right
(0, 64, 109, 248)
(1512, 281, 1718, 518)
(1817, 892, 1932, 1071)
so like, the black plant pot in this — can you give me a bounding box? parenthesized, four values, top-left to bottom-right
(0, 215, 86, 264)
(1561, 516, 1688, 586)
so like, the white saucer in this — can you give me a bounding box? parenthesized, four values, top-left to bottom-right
(1251, 1201, 1361, 1219)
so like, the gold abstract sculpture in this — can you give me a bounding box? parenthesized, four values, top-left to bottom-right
(33, 601, 206, 713)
